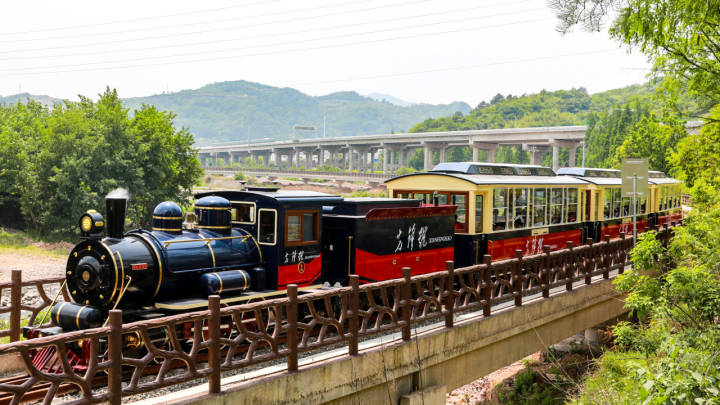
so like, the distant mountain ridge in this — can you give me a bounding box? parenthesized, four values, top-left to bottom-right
(122, 81, 471, 145)
(0, 93, 64, 109)
(365, 92, 416, 106)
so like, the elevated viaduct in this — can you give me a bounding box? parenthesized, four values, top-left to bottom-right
(197, 125, 587, 172)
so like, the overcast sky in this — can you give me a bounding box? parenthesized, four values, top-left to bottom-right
(0, 0, 651, 106)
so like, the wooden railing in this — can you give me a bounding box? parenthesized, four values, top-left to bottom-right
(0, 224, 678, 404)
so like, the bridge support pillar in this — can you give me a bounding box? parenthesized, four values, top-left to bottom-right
(438, 145, 447, 164)
(487, 144, 497, 163)
(382, 148, 389, 173)
(470, 142, 498, 163)
(551, 141, 560, 171)
(348, 149, 355, 172)
(569, 143, 578, 167)
(423, 146, 433, 170)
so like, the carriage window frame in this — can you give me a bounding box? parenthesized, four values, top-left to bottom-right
(475, 194, 484, 233)
(285, 209, 320, 247)
(532, 187, 547, 227)
(512, 188, 529, 229)
(493, 188, 508, 231)
(230, 201, 256, 224)
(550, 188, 563, 225)
(257, 208, 277, 245)
(566, 188, 579, 223)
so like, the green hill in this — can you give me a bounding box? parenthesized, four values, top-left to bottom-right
(406, 81, 697, 171)
(0, 93, 64, 109)
(122, 81, 471, 145)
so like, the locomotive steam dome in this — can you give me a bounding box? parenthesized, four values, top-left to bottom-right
(152, 201, 183, 234)
(194, 196, 231, 234)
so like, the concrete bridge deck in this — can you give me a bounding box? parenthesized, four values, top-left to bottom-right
(134, 270, 627, 405)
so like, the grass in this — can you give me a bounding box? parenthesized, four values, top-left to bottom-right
(0, 228, 70, 258)
(569, 350, 649, 404)
(0, 308, 53, 344)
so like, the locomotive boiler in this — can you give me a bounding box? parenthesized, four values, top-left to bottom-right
(54, 195, 263, 331)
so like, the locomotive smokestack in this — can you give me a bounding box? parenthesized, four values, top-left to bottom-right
(105, 188, 129, 239)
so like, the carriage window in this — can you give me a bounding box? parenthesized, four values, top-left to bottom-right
(413, 193, 431, 204)
(566, 188, 578, 223)
(258, 210, 276, 244)
(550, 188, 563, 224)
(640, 198, 647, 214)
(513, 188, 529, 229)
(532, 188, 547, 226)
(287, 215, 301, 242)
(232, 203, 255, 223)
(452, 194, 467, 232)
(437, 194, 449, 205)
(286, 210, 318, 245)
(613, 188, 622, 218)
(475, 195, 484, 233)
(622, 197, 631, 217)
(603, 190, 612, 219)
(493, 188, 507, 231)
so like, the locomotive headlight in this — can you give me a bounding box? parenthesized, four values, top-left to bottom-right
(80, 215, 93, 233)
(79, 210, 105, 238)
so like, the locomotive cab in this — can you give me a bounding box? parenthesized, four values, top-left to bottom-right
(194, 190, 344, 289)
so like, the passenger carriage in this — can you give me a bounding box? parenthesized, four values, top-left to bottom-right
(385, 163, 589, 265)
(557, 168, 683, 240)
(385, 163, 683, 266)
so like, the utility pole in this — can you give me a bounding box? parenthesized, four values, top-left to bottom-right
(581, 140, 586, 167)
(247, 127, 250, 145)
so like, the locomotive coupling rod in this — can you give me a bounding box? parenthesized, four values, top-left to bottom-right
(39, 280, 67, 326)
(103, 276, 132, 327)
(163, 234, 251, 248)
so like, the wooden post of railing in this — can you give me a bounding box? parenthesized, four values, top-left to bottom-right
(585, 238, 593, 285)
(482, 255, 492, 316)
(444, 261, 454, 328)
(208, 295, 221, 394)
(603, 235, 611, 279)
(401, 267, 412, 341)
(348, 275, 359, 356)
(286, 284, 298, 372)
(542, 246, 551, 298)
(10, 269, 21, 343)
(108, 310, 123, 405)
(513, 250, 523, 307)
(565, 241, 574, 291)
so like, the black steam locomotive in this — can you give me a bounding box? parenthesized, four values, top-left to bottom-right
(41, 189, 457, 335)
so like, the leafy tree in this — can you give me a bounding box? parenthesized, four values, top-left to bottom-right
(612, 114, 686, 173)
(551, 0, 720, 117)
(0, 88, 201, 236)
(670, 107, 720, 189)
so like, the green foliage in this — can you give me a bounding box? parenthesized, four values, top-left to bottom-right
(495, 365, 565, 405)
(576, 200, 720, 404)
(0, 88, 202, 236)
(612, 114, 686, 172)
(393, 166, 418, 175)
(234, 172, 246, 181)
(409, 85, 694, 167)
(671, 107, 720, 189)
